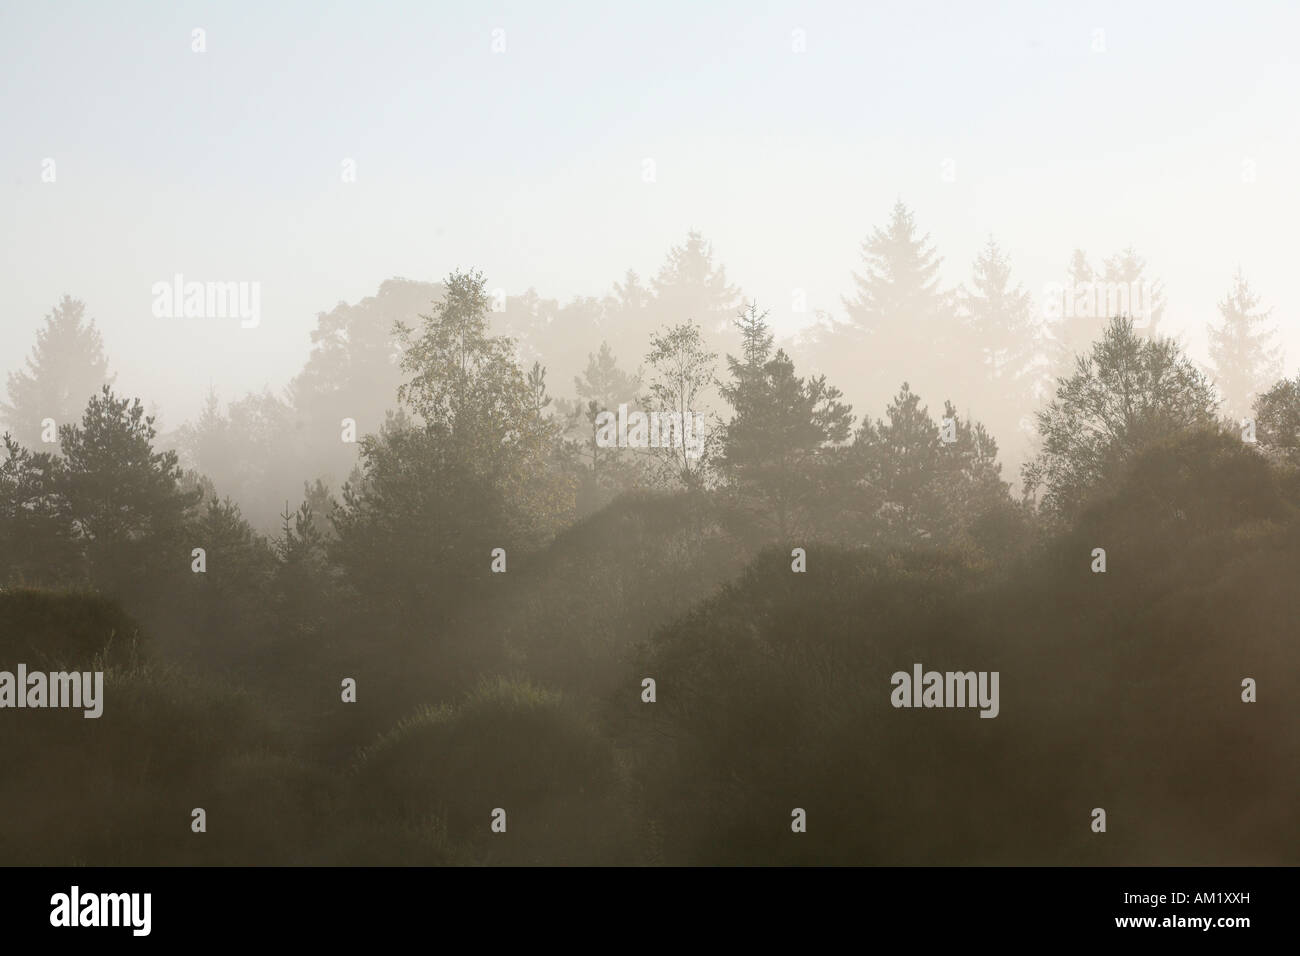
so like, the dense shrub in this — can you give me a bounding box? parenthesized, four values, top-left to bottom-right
(350, 677, 640, 865)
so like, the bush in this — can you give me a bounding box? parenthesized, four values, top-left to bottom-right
(351, 677, 639, 864)
(0, 587, 142, 670)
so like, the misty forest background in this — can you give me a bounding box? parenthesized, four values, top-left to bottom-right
(2, 203, 1297, 864)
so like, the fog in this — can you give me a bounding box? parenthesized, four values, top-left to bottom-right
(3, 1, 1298, 432)
(1, 2, 1297, 870)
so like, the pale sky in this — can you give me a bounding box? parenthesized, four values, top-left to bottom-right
(3, 0, 1298, 424)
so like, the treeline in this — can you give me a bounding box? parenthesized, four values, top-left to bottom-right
(3, 203, 1286, 533)
(1, 223, 1298, 864)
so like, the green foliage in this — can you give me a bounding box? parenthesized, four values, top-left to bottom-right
(626, 438, 1300, 864)
(181, 495, 276, 657)
(1252, 372, 1300, 464)
(1024, 316, 1219, 520)
(56, 386, 200, 597)
(331, 417, 507, 627)
(393, 270, 574, 546)
(851, 383, 1010, 551)
(0, 434, 77, 585)
(0, 657, 325, 865)
(628, 546, 983, 865)
(5, 268, 1296, 868)
(718, 303, 854, 540)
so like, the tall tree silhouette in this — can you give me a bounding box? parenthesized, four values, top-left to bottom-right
(556, 342, 646, 514)
(650, 231, 742, 340)
(396, 269, 526, 452)
(1208, 269, 1281, 421)
(957, 237, 1042, 463)
(392, 268, 573, 545)
(840, 201, 955, 408)
(2, 296, 114, 448)
(718, 303, 853, 539)
(607, 268, 653, 316)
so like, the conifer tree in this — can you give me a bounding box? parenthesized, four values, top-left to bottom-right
(2, 296, 113, 448)
(1208, 269, 1281, 421)
(957, 237, 1042, 461)
(839, 201, 956, 406)
(718, 303, 852, 538)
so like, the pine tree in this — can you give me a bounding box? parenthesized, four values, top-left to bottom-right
(845, 201, 944, 331)
(56, 385, 200, 595)
(957, 237, 1042, 463)
(608, 269, 653, 315)
(1209, 269, 1282, 421)
(732, 301, 776, 372)
(718, 303, 853, 539)
(960, 239, 1037, 381)
(187, 494, 275, 640)
(2, 296, 114, 448)
(650, 231, 742, 338)
(574, 342, 641, 411)
(853, 383, 1008, 547)
(854, 383, 942, 543)
(724, 301, 776, 407)
(0, 434, 76, 584)
(272, 498, 328, 636)
(839, 201, 955, 407)
(177, 387, 233, 482)
(563, 342, 644, 508)
(720, 354, 853, 540)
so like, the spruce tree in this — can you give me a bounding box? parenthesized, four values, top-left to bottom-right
(650, 231, 742, 339)
(958, 237, 1041, 462)
(1209, 269, 1282, 421)
(840, 201, 955, 407)
(2, 296, 114, 448)
(718, 303, 852, 540)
